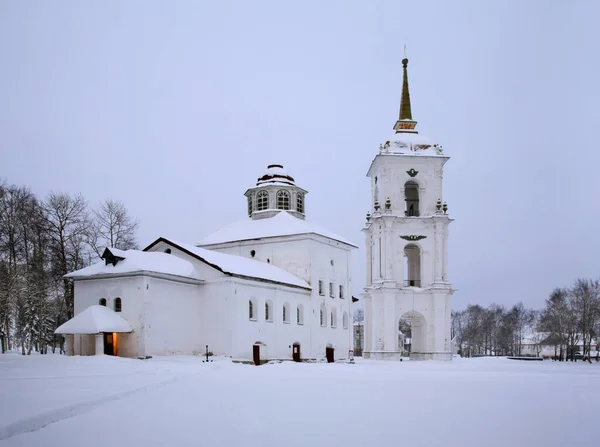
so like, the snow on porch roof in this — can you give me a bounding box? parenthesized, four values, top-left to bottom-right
(55, 305, 133, 335)
(197, 211, 357, 248)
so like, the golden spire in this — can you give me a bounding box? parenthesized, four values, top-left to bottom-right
(393, 47, 418, 134)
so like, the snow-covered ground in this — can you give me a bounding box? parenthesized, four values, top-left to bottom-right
(1, 354, 598, 447)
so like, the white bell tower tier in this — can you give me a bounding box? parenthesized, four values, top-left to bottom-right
(362, 57, 454, 361)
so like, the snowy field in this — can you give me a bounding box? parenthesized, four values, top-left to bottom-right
(1, 354, 598, 447)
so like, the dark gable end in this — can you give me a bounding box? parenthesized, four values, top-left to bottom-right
(101, 247, 126, 266)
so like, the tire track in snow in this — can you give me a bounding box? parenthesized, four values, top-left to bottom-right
(0, 374, 185, 441)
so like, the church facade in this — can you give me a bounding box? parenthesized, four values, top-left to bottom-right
(362, 58, 454, 361)
(57, 165, 357, 363)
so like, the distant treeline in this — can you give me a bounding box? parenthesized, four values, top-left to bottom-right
(452, 278, 600, 362)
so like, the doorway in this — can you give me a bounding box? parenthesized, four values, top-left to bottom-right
(253, 344, 261, 366)
(103, 333, 116, 356)
(293, 343, 301, 362)
(326, 346, 335, 363)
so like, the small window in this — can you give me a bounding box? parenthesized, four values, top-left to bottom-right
(247, 195, 253, 216)
(339, 285, 344, 299)
(329, 282, 334, 298)
(257, 191, 269, 211)
(331, 308, 337, 328)
(320, 304, 326, 327)
(297, 305, 304, 325)
(114, 297, 122, 312)
(164, 248, 171, 254)
(250, 250, 256, 258)
(277, 190, 290, 210)
(249, 300, 255, 320)
(318, 280, 324, 296)
(283, 303, 290, 323)
(265, 300, 273, 322)
(296, 193, 304, 213)
(99, 298, 106, 306)
(343, 311, 349, 329)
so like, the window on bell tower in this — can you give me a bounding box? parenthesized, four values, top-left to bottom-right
(276, 190, 290, 210)
(257, 191, 269, 211)
(247, 195, 253, 216)
(404, 181, 420, 217)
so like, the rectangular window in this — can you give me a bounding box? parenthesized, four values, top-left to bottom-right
(329, 282, 334, 298)
(339, 285, 344, 299)
(319, 280, 324, 296)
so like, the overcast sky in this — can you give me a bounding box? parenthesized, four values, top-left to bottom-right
(1, 1, 599, 311)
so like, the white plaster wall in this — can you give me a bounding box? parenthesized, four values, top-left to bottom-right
(72, 276, 145, 357)
(143, 277, 203, 356)
(230, 279, 311, 360)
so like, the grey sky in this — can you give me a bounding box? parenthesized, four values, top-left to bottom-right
(1, 1, 599, 310)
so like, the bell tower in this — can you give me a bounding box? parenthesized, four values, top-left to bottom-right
(362, 56, 454, 361)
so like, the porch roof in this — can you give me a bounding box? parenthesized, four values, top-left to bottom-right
(55, 305, 133, 335)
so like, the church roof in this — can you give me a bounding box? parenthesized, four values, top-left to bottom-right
(65, 250, 200, 280)
(55, 305, 133, 334)
(145, 237, 312, 290)
(197, 211, 357, 248)
(255, 164, 296, 186)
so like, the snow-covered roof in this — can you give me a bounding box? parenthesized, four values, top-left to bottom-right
(55, 305, 132, 334)
(378, 132, 446, 157)
(198, 211, 357, 248)
(146, 238, 311, 290)
(255, 164, 296, 186)
(65, 250, 200, 280)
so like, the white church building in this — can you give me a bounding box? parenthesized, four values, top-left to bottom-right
(57, 165, 357, 363)
(362, 57, 455, 361)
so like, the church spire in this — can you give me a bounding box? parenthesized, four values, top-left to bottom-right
(393, 51, 418, 134)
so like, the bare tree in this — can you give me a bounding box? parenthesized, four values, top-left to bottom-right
(571, 278, 600, 362)
(44, 192, 90, 319)
(88, 199, 139, 256)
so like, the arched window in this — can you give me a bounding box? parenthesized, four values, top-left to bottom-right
(404, 181, 420, 217)
(296, 192, 304, 213)
(283, 302, 290, 323)
(247, 195, 253, 216)
(320, 303, 326, 327)
(257, 191, 269, 211)
(114, 297, 122, 312)
(404, 244, 422, 287)
(99, 298, 106, 306)
(249, 300, 255, 320)
(343, 311, 348, 329)
(276, 190, 290, 210)
(265, 300, 273, 322)
(331, 308, 337, 328)
(297, 305, 304, 325)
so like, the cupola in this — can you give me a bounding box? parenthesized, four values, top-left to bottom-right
(245, 164, 308, 220)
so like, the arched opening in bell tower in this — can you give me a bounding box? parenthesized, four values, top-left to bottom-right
(403, 244, 421, 287)
(398, 311, 427, 355)
(404, 181, 420, 216)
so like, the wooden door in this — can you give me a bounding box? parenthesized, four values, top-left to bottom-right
(253, 345, 260, 366)
(293, 343, 301, 362)
(104, 333, 114, 356)
(326, 347, 334, 363)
